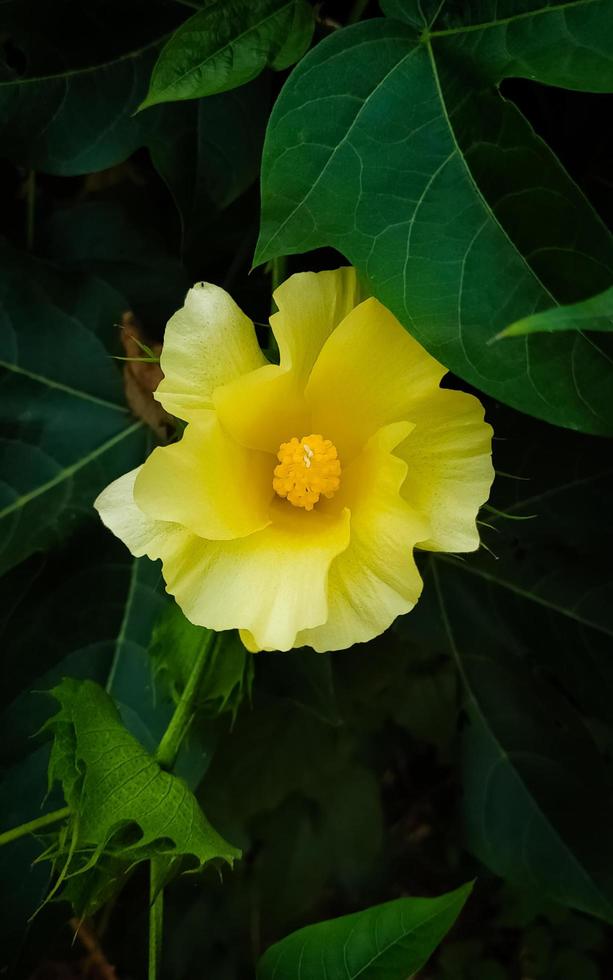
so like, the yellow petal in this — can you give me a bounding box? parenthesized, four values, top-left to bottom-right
(213, 268, 364, 453)
(94, 467, 184, 558)
(161, 503, 351, 652)
(155, 282, 267, 420)
(96, 469, 350, 651)
(271, 267, 365, 383)
(306, 297, 446, 461)
(239, 629, 260, 653)
(397, 389, 494, 552)
(214, 363, 310, 454)
(296, 423, 429, 652)
(133, 412, 273, 540)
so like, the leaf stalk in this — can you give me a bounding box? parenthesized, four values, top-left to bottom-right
(0, 805, 70, 848)
(154, 630, 217, 770)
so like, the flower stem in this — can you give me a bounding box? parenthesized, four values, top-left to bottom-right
(0, 805, 70, 848)
(147, 630, 217, 977)
(270, 255, 287, 295)
(148, 857, 165, 980)
(154, 630, 217, 770)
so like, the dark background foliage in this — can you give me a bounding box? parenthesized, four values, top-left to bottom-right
(1, 0, 612, 978)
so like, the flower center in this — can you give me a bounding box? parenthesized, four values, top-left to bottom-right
(273, 434, 341, 511)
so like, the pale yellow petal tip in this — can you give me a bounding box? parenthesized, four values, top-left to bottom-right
(239, 630, 261, 654)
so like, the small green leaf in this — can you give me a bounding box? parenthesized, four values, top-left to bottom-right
(150, 603, 253, 719)
(141, 0, 314, 109)
(44, 679, 239, 886)
(256, 882, 473, 979)
(496, 285, 613, 339)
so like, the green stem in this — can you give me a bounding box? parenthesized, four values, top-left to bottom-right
(155, 630, 216, 770)
(270, 255, 287, 296)
(347, 0, 369, 24)
(0, 806, 70, 848)
(25, 169, 36, 250)
(148, 857, 165, 980)
(147, 631, 217, 977)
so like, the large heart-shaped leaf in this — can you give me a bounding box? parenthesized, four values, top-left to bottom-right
(257, 882, 472, 979)
(256, 1, 613, 433)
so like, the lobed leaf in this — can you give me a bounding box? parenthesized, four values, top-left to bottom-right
(256, 882, 473, 979)
(256, 2, 613, 433)
(45, 678, 239, 880)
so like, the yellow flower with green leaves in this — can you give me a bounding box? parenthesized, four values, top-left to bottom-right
(95, 269, 493, 653)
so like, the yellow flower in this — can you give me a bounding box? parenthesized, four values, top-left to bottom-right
(95, 268, 493, 653)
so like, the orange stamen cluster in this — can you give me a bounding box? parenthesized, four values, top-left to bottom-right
(273, 434, 341, 510)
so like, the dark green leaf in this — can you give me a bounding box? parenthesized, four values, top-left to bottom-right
(254, 766, 383, 932)
(0, 29, 163, 174)
(0, 6, 268, 229)
(256, 5, 613, 433)
(141, 0, 314, 109)
(257, 647, 340, 726)
(150, 75, 270, 250)
(256, 882, 473, 979)
(0, 244, 146, 573)
(0, 746, 61, 971)
(39, 203, 189, 328)
(0, 536, 167, 765)
(45, 678, 239, 886)
(393, 408, 613, 920)
(497, 285, 613, 339)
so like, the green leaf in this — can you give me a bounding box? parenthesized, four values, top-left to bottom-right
(150, 603, 253, 719)
(496, 285, 613, 339)
(0, 745, 62, 971)
(0, 536, 167, 765)
(0, 4, 269, 222)
(256, 4, 613, 433)
(150, 75, 271, 250)
(395, 408, 613, 921)
(140, 0, 314, 109)
(253, 764, 383, 933)
(39, 202, 189, 328)
(0, 19, 166, 174)
(0, 243, 146, 574)
(256, 882, 473, 979)
(257, 648, 340, 726)
(45, 678, 239, 886)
